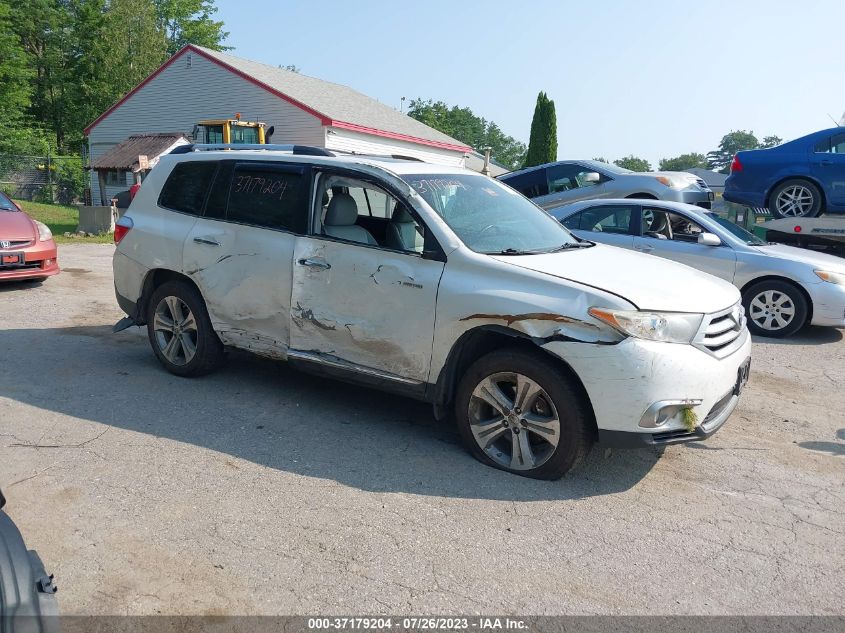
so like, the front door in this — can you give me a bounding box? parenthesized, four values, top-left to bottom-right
(633, 206, 737, 282)
(810, 131, 845, 208)
(289, 172, 444, 383)
(182, 160, 309, 356)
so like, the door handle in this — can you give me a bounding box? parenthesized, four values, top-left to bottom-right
(193, 236, 220, 246)
(637, 244, 654, 252)
(820, 159, 832, 166)
(297, 257, 331, 270)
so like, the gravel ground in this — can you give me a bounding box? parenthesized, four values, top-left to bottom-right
(1, 243, 843, 616)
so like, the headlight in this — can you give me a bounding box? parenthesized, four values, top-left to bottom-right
(589, 308, 703, 343)
(654, 175, 695, 190)
(35, 220, 52, 241)
(815, 270, 845, 285)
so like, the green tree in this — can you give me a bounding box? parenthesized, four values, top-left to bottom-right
(614, 155, 651, 172)
(761, 135, 783, 149)
(154, 0, 229, 54)
(524, 91, 557, 168)
(707, 130, 760, 173)
(592, 157, 608, 163)
(407, 99, 527, 170)
(658, 152, 708, 172)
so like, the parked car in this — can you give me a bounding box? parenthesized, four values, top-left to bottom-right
(0, 192, 59, 282)
(724, 127, 845, 218)
(551, 199, 845, 337)
(0, 489, 59, 630)
(113, 145, 750, 479)
(497, 160, 714, 210)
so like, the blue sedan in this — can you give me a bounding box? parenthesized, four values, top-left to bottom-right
(724, 127, 845, 218)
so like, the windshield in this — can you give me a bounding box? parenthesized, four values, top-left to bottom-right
(0, 192, 18, 211)
(708, 214, 765, 245)
(401, 173, 581, 254)
(588, 161, 632, 175)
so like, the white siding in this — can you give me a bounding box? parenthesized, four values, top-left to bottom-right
(325, 127, 466, 168)
(87, 52, 325, 202)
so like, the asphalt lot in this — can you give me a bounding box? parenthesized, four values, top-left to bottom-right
(1, 243, 843, 615)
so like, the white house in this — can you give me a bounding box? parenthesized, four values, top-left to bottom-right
(84, 45, 471, 203)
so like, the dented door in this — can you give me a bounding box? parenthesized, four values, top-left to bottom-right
(289, 238, 445, 382)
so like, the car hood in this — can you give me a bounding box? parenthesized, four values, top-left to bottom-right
(749, 243, 845, 272)
(492, 244, 740, 313)
(0, 211, 36, 240)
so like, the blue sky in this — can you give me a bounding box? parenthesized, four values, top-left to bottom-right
(214, 0, 845, 168)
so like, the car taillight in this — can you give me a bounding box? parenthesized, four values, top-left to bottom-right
(114, 217, 133, 244)
(730, 154, 743, 173)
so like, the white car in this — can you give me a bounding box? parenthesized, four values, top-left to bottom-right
(551, 199, 845, 337)
(112, 144, 751, 479)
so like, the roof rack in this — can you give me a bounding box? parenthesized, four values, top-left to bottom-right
(169, 143, 336, 156)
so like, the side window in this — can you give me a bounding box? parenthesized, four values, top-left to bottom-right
(561, 212, 582, 230)
(546, 164, 604, 194)
(667, 212, 706, 242)
(814, 134, 845, 154)
(158, 161, 218, 215)
(227, 164, 306, 232)
(641, 208, 671, 239)
(203, 162, 233, 220)
(578, 205, 634, 234)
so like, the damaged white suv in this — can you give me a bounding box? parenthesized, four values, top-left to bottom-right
(113, 144, 751, 479)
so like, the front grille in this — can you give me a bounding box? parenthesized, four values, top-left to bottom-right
(694, 303, 747, 358)
(695, 178, 709, 190)
(0, 261, 40, 271)
(703, 390, 734, 427)
(652, 428, 698, 444)
(0, 239, 32, 249)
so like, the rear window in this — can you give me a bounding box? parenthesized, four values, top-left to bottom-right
(158, 161, 217, 215)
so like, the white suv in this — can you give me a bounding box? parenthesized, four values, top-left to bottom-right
(113, 144, 751, 479)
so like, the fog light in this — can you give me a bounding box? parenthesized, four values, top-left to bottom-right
(639, 399, 703, 428)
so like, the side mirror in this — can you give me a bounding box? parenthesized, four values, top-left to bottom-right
(698, 232, 722, 246)
(582, 172, 601, 183)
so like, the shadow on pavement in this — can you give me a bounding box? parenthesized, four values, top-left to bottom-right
(1, 324, 662, 501)
(752, 326, 843, 346)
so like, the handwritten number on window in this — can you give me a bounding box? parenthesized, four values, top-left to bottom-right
(234, 174, 289, 200)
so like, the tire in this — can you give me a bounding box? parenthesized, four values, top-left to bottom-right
(146, 280, 224, 376)
(454, 348, 593, 479)
(742, 280, 808, 338)
(626, 193, 657, 200)
(768, 179, 822, 219)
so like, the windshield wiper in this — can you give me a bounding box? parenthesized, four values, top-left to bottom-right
(489, 248, 533, 255)
(547, 242, 592, 252)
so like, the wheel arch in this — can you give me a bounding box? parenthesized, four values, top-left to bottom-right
(135, 269, 204, 325)
(764, 176, 827, 212)
(740, 275, 813, 325)
(625, 193, 658, 200)
(431, 325, 599, 439)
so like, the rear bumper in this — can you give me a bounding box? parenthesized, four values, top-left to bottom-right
(723, 189, 765, 208)
(0, 240, 59, 281)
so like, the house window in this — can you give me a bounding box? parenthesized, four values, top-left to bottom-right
(104, 170, 125, 187)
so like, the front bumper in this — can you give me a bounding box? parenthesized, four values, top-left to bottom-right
(543, 331, 751, 444)
(807, 280, 845, 327)
(0, 240, 59, 281)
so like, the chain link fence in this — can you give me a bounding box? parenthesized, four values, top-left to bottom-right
(0, 154, 87, 205)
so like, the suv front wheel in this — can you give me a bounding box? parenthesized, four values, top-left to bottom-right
(146, 280, 225, 377)
(455, 348, 593, 479)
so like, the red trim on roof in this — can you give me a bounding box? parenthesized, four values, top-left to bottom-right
(84, 45, 470, 154)
(328, 120, 470, 153)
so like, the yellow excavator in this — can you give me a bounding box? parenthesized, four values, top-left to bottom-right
(192, 114, 274, 144)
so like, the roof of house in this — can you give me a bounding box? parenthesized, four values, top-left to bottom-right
(84, 45, 471, 153)
(684, 167, 727, 187)
(89, 133, 190, 170)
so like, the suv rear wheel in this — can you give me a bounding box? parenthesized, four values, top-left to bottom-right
(146, 280, 224, 376)
(454, 348, 593, 479)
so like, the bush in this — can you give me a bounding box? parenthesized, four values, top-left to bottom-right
(54, 158, 85, 204)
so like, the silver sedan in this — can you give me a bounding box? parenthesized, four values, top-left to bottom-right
(550, 199, 845, 337)
(498, 160, 714, 210)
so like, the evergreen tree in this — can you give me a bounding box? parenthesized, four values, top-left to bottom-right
(524, 92, 557, 168)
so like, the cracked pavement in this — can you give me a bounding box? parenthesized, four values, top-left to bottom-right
(0, 244, 843, 615)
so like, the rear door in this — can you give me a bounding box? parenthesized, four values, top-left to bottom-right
(182, 160, 309, 355)
(810, 132, 845, 208)
(533, 163, 614, 209)
(559, 203, 638, 249)
(633, 206, 737, 282)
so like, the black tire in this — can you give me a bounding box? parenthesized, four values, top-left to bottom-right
(454, 347, 593, 480)
(146, 280, 224, 376)
(742, 279, 808, 338)
(626, 193, 657, 199)
(768, 179, 822, 219)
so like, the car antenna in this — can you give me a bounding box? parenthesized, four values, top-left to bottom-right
(826, 113, 842, 127)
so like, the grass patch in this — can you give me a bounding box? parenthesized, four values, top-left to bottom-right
(13, 199, 112, 244)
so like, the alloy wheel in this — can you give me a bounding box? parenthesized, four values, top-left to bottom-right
(775, 185, 814, 217)
(153, 296, 198, 366)
(468, 372, 561, 471)
(748, 290, 795, 331)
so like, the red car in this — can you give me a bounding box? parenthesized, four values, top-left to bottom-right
(0, 192, 59, 282)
